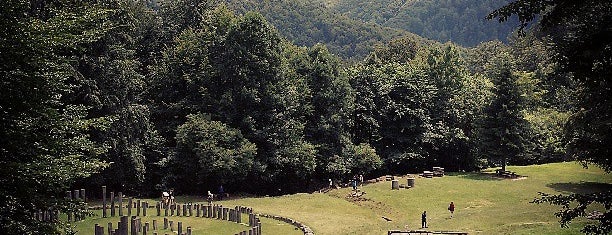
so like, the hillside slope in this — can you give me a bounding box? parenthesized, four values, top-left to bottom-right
(223, 0, 422, 59)
(328, 0, 519, 47)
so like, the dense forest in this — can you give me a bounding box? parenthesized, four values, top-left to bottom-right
(1, 0, 610, 234)
(222, 0, 412, 59)
(327, 0, 519, 47)
(220, 0, 519, 58)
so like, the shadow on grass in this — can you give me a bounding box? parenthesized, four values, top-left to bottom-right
(447, 172, 504, 181)
(547, 182, 612, 194)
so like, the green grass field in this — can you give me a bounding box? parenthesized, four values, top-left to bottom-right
(74, 162, 611, 234)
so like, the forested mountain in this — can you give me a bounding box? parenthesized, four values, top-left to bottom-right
(223, 0, 519, 54)
(223, 0, 416, 59)
(327, 0, 519, 47)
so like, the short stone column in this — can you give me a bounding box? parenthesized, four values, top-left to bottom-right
(407, 177, 415, 188)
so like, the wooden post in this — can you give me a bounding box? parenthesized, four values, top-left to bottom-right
(163, 217, 168, 229)
(169, 220, 174, 232)
(152, 219, 157, 231)
(102, 186, 107, 218)
(136, 200, 141, 216)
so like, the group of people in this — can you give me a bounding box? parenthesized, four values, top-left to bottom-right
(421, 202, 455, 229)
(163, 186, 226, 206)
(328, 174, 364, 191)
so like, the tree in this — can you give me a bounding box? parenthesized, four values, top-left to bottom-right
(71, 0, 163, 194)
(477, 53, 528, 172)
(489, 1, 612, 233)
(0, 0, 111, 233)
(169, 114, 256, 194)
(300, 44, 356, 179)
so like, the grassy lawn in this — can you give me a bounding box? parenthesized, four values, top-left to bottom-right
(73, 162, 611, 235)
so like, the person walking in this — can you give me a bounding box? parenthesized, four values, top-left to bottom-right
(359, 174, 364, 187)
(421, 211, 427, 228)
(207, 191, 213, 204)
(448, 202, 455, 218)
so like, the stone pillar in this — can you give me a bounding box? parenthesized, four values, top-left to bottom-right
(164, 204, 168, 216)
(183, 204, 187, 217)
(131, 217, 137, 235)
(81, 189, 86, 202)
(94, 224, 103, 235)
(391, 179, 399, 190)
(169, 221, 174, 232)
(136, 200, 141, 216)
(196, 204, 200, 217)
(152, 220, 157, 231)
(170, 204, 175, 216)
(177, 221, 182, 235)
(143, 202, 147, 216)
(107, 222, 113, 235)
(163, 218, 168, 229)
(102, 186, 107, 218)
(127, 197, 132, 217)
(118, 192, 123, 216)
(407, 177, 415, 188)
(110, 192, 116, 217)
(223, 207, 228, 220)
(120, 216, 128, 235)
(65, 191, 72, 222)
(186, 227, 192, 235)
(156, 202, 161, 216)
(188, 203, 193, 217)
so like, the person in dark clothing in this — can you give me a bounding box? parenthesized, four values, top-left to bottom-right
(218, 185, 224, 200)
(449, 201, 455, 218)
(421, 211, 427, 228)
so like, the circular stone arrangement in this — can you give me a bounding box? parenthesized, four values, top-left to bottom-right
(62, 186, 315, 235)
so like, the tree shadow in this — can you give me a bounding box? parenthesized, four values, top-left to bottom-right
(547, 182, 612, 194)
(448, 172, 504, 181)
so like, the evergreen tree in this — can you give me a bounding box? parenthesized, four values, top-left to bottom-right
(477, 53, 527, 172)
